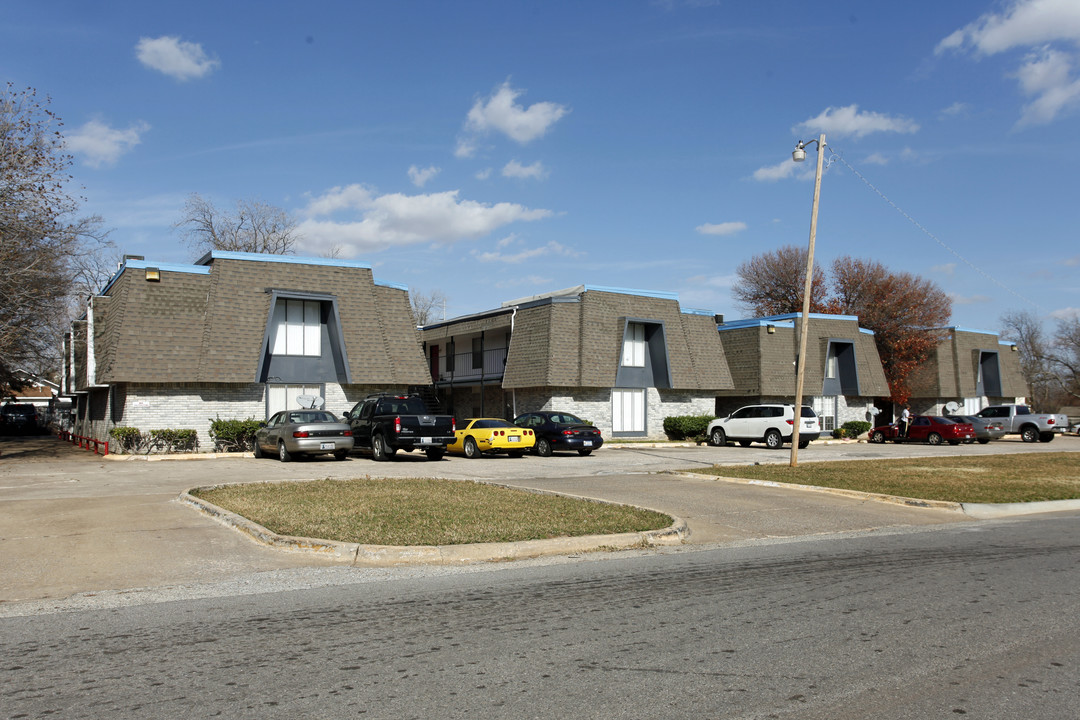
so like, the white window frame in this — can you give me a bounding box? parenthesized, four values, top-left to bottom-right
(622, 323, 646, 367)
(612, 389, 646, 434)
(267, 383, 324, 418)
(271, 299, 321, 357)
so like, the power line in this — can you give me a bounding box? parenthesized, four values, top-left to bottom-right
(825, 147, 1044, 314)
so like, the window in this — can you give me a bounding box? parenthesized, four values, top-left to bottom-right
(472, 338, 483, 369)
(266, 383, 323, 418)
(271, 299, 321, 357)
(622, 323, 645, 367)
(825, 345, 839, 378)
(612, 389, 646, 433)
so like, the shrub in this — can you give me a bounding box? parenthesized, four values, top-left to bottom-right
(208, 417, 263, 452)
(108, 426, 142, 453)
(663, 415, 715, 442)
(840, 420, 871, 439)
(147, 428, 198, 453)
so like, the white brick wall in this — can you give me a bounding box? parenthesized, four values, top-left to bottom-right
(508, 386, 714, 440)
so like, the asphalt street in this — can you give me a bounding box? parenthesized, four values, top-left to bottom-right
(2, 511, 1078, 719)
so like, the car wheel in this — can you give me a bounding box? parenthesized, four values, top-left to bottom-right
(1038, 432, 1055, 443)
(1020, 426, 1039, 443)
(536, 438, 553, 457)
(764, 429, 783, 449)
(871, 431, 886, 444)
(253, 441, 264, 458)
(928, 432, 943, 445)
(277, 442, 292, 462)
(372, 434, 388, 461)
(463, 437, 480, 459)
(738, 439, 752, 448)
(709, 428, 726, 447)
(577, 449, 592, 456)
(977, 438, 990, 445)
(798, 439, 810, 449)
(334, 450, 348, 461)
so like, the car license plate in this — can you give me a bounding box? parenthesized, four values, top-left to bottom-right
(320, 442, 334, 450)
(508, 436, 519, 442)
(421, 437, 432, 444)
(583, 440, 593, 447)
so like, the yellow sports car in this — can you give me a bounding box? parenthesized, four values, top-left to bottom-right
(448, 418, 536, 458)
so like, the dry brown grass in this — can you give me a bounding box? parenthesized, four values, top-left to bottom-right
(192, 477, 672, 545)
(692, 452, 1080, 503)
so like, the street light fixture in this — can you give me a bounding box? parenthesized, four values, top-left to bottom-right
(788, 133, 825, 467)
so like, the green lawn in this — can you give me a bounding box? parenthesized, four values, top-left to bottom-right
(192, 477, 672, 546)
(690, 452, 1080, 504)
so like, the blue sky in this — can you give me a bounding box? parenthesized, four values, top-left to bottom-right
(5, 0, 1079, 330)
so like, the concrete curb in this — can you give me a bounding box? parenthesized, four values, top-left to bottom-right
(679, 472, 965, 512)
(680, 470, 1080, 518)
(179, 485, 688, 567)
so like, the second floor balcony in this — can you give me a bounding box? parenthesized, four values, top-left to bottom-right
(432, 346, 509, 384)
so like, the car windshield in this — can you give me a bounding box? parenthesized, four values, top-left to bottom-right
(931, 416, 955, 424)
(288, 411, 338, 424)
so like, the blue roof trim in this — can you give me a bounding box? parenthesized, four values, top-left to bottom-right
(999, 340, 1017, 348)
(718, 312, 869, 333)
(199, 250, 372, 270)
(100, 259, 211, 295)
(860, 328, 876, 335)
(946, 326, 1000, 338)
(375, 280, 409, 291)
(682, 308, 715, 317)
(583, 284, 680, 301)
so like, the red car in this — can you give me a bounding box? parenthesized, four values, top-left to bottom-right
(870, 415, 976, 445)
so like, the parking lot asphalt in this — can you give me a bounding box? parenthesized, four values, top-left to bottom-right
(1, 433, 1078, 605)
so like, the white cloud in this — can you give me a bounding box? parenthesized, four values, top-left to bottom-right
(454, 137, 477, 158)
(465, 81, 569, 144)
(474, 239, 580, 264)
(938, 1, 1080, 126)
(752, 158, 816, 182)
(686, 273, 736, 289)
(1013, 47, 1080, 125)
(863, 152, 889, 165)
(935, 0, 1080, 56)
(931, 263, 957, 275)
(495, 274, 552, 289)
(66, 119, 150, 168)
(940, 101, 972, 118)
(502, 159, 548, 180)
(407, 165, 440, 188)
(794, 104, 920, 139)
(135, 36, 220, 81)
(296, 184, 553, 255)
(1063, 254, 1080, 266)
(475, 168, 493, 180)
(695, 221, 746, 236)
(948, 292, 993, 305)
(1049, 306, 1080, 319)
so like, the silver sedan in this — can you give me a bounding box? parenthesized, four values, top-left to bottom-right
(254, 410, 354, 462)
(946, 415, 1007, 444)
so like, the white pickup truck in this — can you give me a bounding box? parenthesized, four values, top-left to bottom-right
(973, 404, 1068, 443)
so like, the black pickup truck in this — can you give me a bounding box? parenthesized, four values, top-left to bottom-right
(343, 393, 455, 461)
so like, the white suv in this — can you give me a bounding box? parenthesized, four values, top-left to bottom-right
(706, 404, 822, 449)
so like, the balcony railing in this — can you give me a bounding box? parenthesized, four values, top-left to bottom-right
(433, 347, 508, 383)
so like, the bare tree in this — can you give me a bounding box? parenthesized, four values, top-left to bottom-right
(1, 84, 109, 385)
(1048, 316, 1080, 403)
(1000, 310, 1055, 410)
(732, 245, 828, 316)
(411, 288, 447, 326)
(175, 193, 299, 257)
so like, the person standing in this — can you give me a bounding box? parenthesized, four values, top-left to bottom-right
(899, 405, 911, 438)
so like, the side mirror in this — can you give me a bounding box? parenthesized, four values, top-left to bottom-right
(258, 422, 267, 428)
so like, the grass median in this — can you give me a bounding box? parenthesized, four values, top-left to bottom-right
(691, 452, 1080, 504)
(191, 477, 673, 546)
